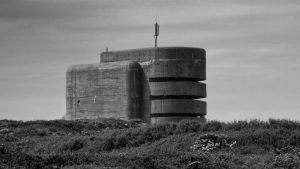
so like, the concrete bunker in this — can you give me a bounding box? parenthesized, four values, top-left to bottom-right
(65, 47, 206, 124)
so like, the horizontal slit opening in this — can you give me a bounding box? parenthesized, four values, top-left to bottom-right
(150, 95, 203, 100)
(149, 77, 203, 82)
(150, 113, 203, 117)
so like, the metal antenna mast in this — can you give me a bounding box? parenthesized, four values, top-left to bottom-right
(154, 17, 159, 48)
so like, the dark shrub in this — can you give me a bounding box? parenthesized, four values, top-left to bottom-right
(175, 120, 202, 134)
(97, 138, 115, 151)
(202, 120, 225, 132)
(269, 119, 300, 130)
(272, 153, 300, 168)
(61, 138, 86, 152)
(237, 146, 267, 155)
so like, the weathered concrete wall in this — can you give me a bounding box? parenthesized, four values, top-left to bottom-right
(151, 99, 206, 115)
(65, 61, 143, 120)
(66, 47, 206, 124)
(101, 47, 205, 64)
(101, 47, 206, 80)
(149, 81, 206, 99)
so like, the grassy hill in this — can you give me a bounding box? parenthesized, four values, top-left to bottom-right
(0, 118, 300, 169)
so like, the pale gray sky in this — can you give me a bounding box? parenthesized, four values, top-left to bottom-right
(0, 0, 299, 121)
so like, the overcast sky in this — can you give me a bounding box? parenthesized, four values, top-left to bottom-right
(0, 0, 299, 121)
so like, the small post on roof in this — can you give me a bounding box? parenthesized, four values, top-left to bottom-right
(154, 17, 159, 48)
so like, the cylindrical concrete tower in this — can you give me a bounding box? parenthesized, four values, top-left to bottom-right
(148, 47, 206, 123)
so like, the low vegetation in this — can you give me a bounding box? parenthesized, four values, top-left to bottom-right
(0, 118, 300, 169)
